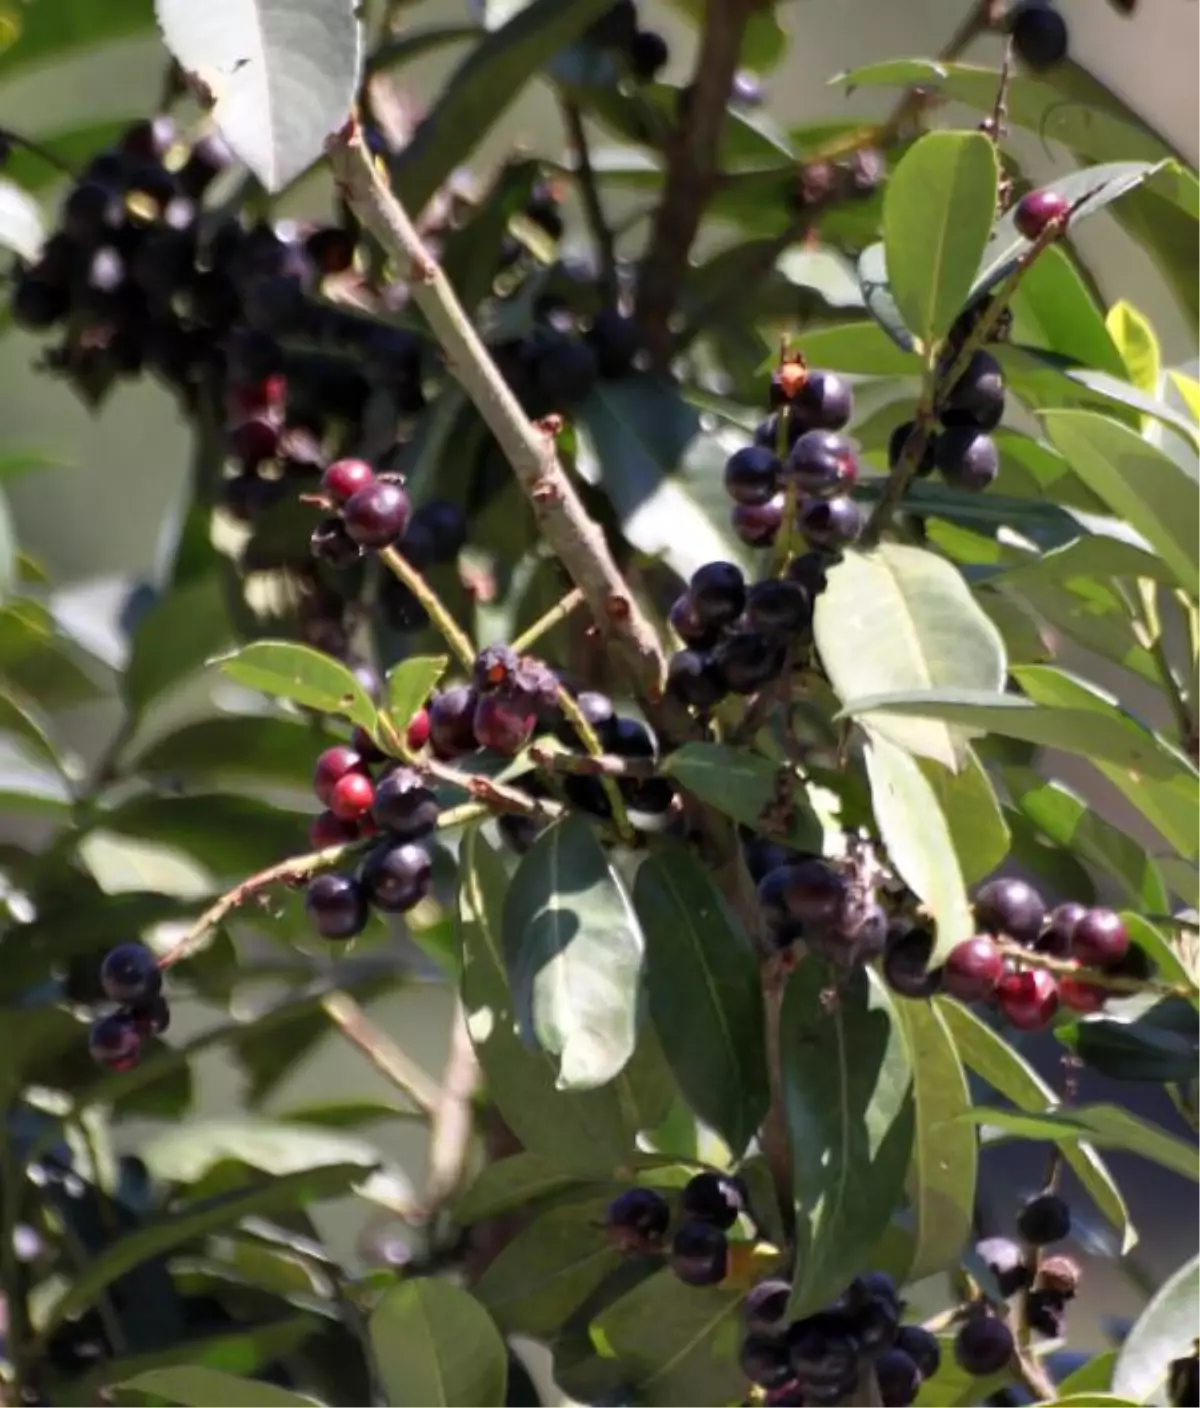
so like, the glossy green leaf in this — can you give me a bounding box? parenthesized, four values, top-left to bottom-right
(919, 748, 1009, 886)
(0, 1, 153, 77)
(633, 841, 768, 1156)
(396, 0, 612, 213)
(1169, 370, 1200, 422)
(214, 641, 376, 731)
(1055, 1351, 1117, 1400)
(863, 731, 973, 964)
(893, 999, 976, 1283)
(1106, 300, 1161, 412)
(116, 1367, 319, 1408)
(1059, 994, 1198, 1083)
(382, 655, 447, 741)
(459, 829, 658, 1166)
(660, 742, 820, 849)
(131, 715, 320, 790)
(1120, 913, 1197, 992)
(814, 544, 1007, 769)
(1009, 244, 1128, 383)
(455, 1153, 589, 1223)
(125, 574, 236, 716)
(882, 130, 998, 347)
(142, 1118, 386, 1184)
(938, 998, 1134, 1249)
(155, 0, 362, 192)
(788, 319, 920, 377)
(1112, 1253, 1199, 1403)
(0, 685, 61, 773)
(857, 242, 916, 353)
(1041, 408, 1199, 595)
(782, 964, 915, 1320)
(502, 813, 643, 1091)
(371, 1280, 507, 1407)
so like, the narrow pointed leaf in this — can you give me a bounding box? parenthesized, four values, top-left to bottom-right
(213, 641, 376, 732)
(370, 1280, 507, 1407)
(919, 747, 1009, 886)
(116, 1367, 319, 1407)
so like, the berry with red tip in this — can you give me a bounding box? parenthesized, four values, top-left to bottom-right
(313, 745, 367, 805)
(89, 1013, 142, 1071)
(306, 872, 369, 939)
(1071, 907, 1129, 968)
(360, 840, 432, 913)
(725, 445, 781, 506)
(1059, 973, 1107, 1013)
(1039, 900, 1085, 957)
(786, 431, 860, 498)
(943, 935, 1005, 1003)
(733, 494, 786, 547)
(715, 630, 787, 694)
(1010, 0, 1069, 70)
(322, 457, 374, 504)
(793, 370, 854, 431)
(681, 1172, 745, 1230)
(997, 968, 1060, 1030)
(429, 686, 479, 759)
(954, 1314, 1014, 1376)
(309, 809, 361, 849)
(371, 766, 438, 840)
(1015, 187, 1071, 241)
(1017, 1191, 1071, 1246)
(935, 427, 999, 491)
(474, 643, 520, 693)
(974, 876, 1046, 947)
(343, 480, 411, 548)
(940, 350, 1006, 431)
(799, 495, 863, 550)
(100, 943, 162, 1004)
(669, 1221, 728, 1286)
(604, 1187, 670, 1252)
(473, 693, 536, 754)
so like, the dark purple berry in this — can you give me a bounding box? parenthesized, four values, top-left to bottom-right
(429, 686, 479, 759)
(895, 1325, 940, 1380)
(786, 431, 859, 498)
(604, 1187, 670, 1251)
(787, 1314, 861, 1394)
(669, 593, 718, 648)
(1038, 900, 1085, 957)
(733, 494, 785, 548)
(1010, 1, 1069, 70)
(1026, 1287, 1068, 1338)
(755, 412, 805, 453)
(360, 840, 432, 914)
(792, 371, 854, 431)
(774, 857, 848, 928)
(744, 836, 799, 885)
(744, 1279, 791, 1339)
(11, 274, 69, 330)
(63, 180, 119, 246)
(130, 994, 171, 1038)
(725, 445, 781, 506)
(667, 649, 726, 709)
(799, 495, 863, 550)
(1017, 1191, 1071, 1246)
(553, 688, 615, 747)
(680, 1172, 744, 1230)
(530, 334, 597, 407)
(371, 767, 439, 840)
(940, 350, 1005, 431)
(744, 579, 812, 635)
(943, 935, 1005, 1003)
(883, 925, 943, 999)
(954, 1315, 1014, 1376)
(608, 715, 655, 758)
(343, 480, 411, 548)
(473, 694, 536, 754)
(669, 1221, 728, 1286)
(875, 1349, 921, 1407)
(1071, 907, 1129, 968)
(786, 551, 832, 597)
(1015, 187, 1071, 241)
(974, 877, 1045, 947)
(100, 943, 162, 1004)
(888, 420, 937, 477)
(89, 1013, 142, 1071)
(741, 1335, 794, 1390)
(715, 630, 787, 694)
(306, 872, 369, 940)
(689, 561, 746, 630)
(629, 28, 669, 81)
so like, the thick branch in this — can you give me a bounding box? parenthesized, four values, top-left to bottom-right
(633, 0, 754, 366)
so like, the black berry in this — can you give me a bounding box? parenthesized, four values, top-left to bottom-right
(629, 29, 669, 81)
(604, 1187, 670, 1251)
(429, 686, 479, 759)
(89, 1013, 142, 1071)
(792, 370, 854, 431)
(689, 561, 746, 630)
(725, 445, 781, 506)
(940, 350, 1005, 431)
(888, 420, 937, 477)
(371, 767, 439, 840)
(799, 495, 863, 550)
(680, 1172, 744, 1230)
(1016, 1191, 1071, 1246)
(667, 649, 726, 709)
(1010, 1, 1069, 70)
(785, 430, 860, 499)
(883, 925, 943, 999)
(954, 1315, 1014, 1376)
(100, 942, 162, 1004)
(744, 579, 812, 635)
(741, 1335, 794, 1391)
(669, 593, 718, 648)
(732, 494, 785, 547)
(669, 1221, 728, 1286)
(715, 630, 787, 694)
(360, 840, 432, 914)
(773, 857, 848, 928)
(587, 307, 640, 378)
(744, 1279, 791, 1339)
(936, 427, 999, 491)
(894, 1325, 940, 1380)
(1070, 907, 1129, 968)
(875, 1349, 921, 1407)
(306, 872, 369, 940)
(473, 693, 536, 754)
(130, 994, 171, 1038)
(973, 876, 1045, 947)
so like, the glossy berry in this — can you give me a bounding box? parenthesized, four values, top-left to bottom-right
(1018, 1191, 1071, 1246)
(941, 351, 1006, 431)
(667, 649, 725, 709)
(883, 926, 943, 999)
(755, 412, 805, 453)
(343, 480, 411, 548)
(372, 767, 438, 840)
(1026, 1287, 1068, 1338)
(974, 876, 1046, 947)
(306, 872, 369, 939)
(411, 500, 467, 562)
(725, 445, 781, 506)
(976, 1235, 1033, 1297)
(841, 1273, 900, 1353)
(309, 809, 362, 849)
(360, 840, 432, 913)
(715, 630, 787, 694)
(792, 370, 854, 432)
(874, 1349, 921, 1408)
(745, 579, 812, 635)
(943, 935, 1005, 1003)
(629, 28, 669, 81)
(313, 746, 366, 805)
(1071, 907, 1129, 968)
(608, 716, 655, 759)
(955, 1315, 1014, 1376)
(669, 1221, 728, 1286)
(997, 968, 1060, 1030)
(322, 457, 374, 504)
(744, 1279, 792, 1339)
(473, 693, 536, 754)
(1015, 187, 1071, 241)
(799, 495, 863, 550)
(741, 1335, 794, 1391)
(669, 593, 717, 648)
(895, 1325, 941, 1381)
(786, 551, 832, 597)
(1039, 900, 1086, 957)
(1010, 1, 1069, 70)
(935, 428, 999, 492)
(786, 431, 859, 497)
(100, 943, 162, 1004)
(1059, 973, 1108, 1014)
(405, 707, 431, 751)
(429, 686, 479, 759)
(689, 561, 746, 629)
(680, 1172, 744, 1230)
(604, 1187, 670, 1251)
(553, 688, 615, 748)
(733, 494, 785, 548)
(11, 275, 69, 330)
(89, 1013, 142, 1071)
(772, 857, 848, 929)
(888, 420, 937, 477)
(130, 995, 171, 1038)
(787, 1314, 861, 1394)
(329, 771, 375, 822)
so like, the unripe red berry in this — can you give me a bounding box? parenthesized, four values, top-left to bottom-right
(1059, 973, 1108, 1014)
(309, 809, 362, 849)
(406, 706, 431, 751)
(322, 457, 375, 504)
(997, 968, 1060, 1030)
(329, 771, 376, 821)
(1014, 187, 1071, 241)
(313, 745, 366, 805)
(943, 935, 1005, 1003)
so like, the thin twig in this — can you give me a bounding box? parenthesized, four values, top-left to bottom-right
(0, 127, 76, 178)
(528, 746, 657, 779)
(511, 586, 586, 654)
(379, 545, 475, 671)
(634, 0, 755, 366)
(422, 757, 560, 820)
(321, 991, 440, 1114)
(422, 997, 481, 1216)
(558, 98, 618, 304)
(993, 941, 1195, 998)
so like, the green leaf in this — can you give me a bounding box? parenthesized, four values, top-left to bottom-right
(382, 655, 447, 741)
(1112, 1253, 1199, 1404)
(787, 320, 920, 377)
(455, 1153, 590, 1223)
(1005, 767, 1168, 913)
(1055, 1351, 1117, 1400)
(938, 998, 1135, 1250)
(0, 178, 43, 260)
(863, 731, 972, 964)
(39, 1165, 365, 1340)
(633, 841, 768, 1156)
(857, 242, 916, 353)
(1041, 408, 1199, 595)
(919, 748, 1010, 886)
(0, 1, 153, 77)
(782, 964, 915, 1320)
(141, 1118, 385, 1183)
(1120, 913, 1196, 993)
(214, 641, 376, 731)
(1058, 994, 1198, 1083)
(131, 715, 319, 790)
(814, 544, 1007, 770)
(0, 684, 61, 773)
(1106, 300, 1162, 412)
(893, 999, 976, 1283)
(370, 1280, 507, 1407)
(155, 0, 362, 192)
(660, 743, 820, 849)
(502, 814, 643, 1091)
(395, 0, 613, 213)
(115, 1367, 319, 1408)
(1169, 370, 1200, 422)
(459, 829, 655, 1166)
(0, 600, 107, 706)
(473, 1197, 623, 1338)
(661, 0, 784, 71)
(125, 574, 236, 716)
(881, 130, 999, 347)
(1009, 244, 1128, 383)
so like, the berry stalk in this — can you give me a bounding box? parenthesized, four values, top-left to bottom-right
(378, 544, 475, 671)
(510, 585, 586, 654)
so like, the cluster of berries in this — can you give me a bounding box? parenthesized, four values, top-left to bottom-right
(603, 1173, 749, 1286)
(886, 875, 1143, 1030)
(889, 345, 1007, 494)
(977, 1188, 1079, 1341)
(751, 843, 891, 971)
(85, 943, 170, 1071)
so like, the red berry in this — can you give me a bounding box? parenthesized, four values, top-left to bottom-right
(473, 694, 536, 754)
(1014, 187, 1071, 241)
(1040, 901, 1085, 957)
(997, 968, 1060, 1030)
(1059, 974, 1108, 1014)
(309, 809, 361, 848)
(322, 457, 375, 504)
(944, 935, 1005, 1003)
(330, 771, 375, 821)
(313, 745, 366, 805)
(343, 479, 411, 548)
(228, 415, 280, 466)
(406, 706, 431, 751)
(1071, 907, 1129, 969)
